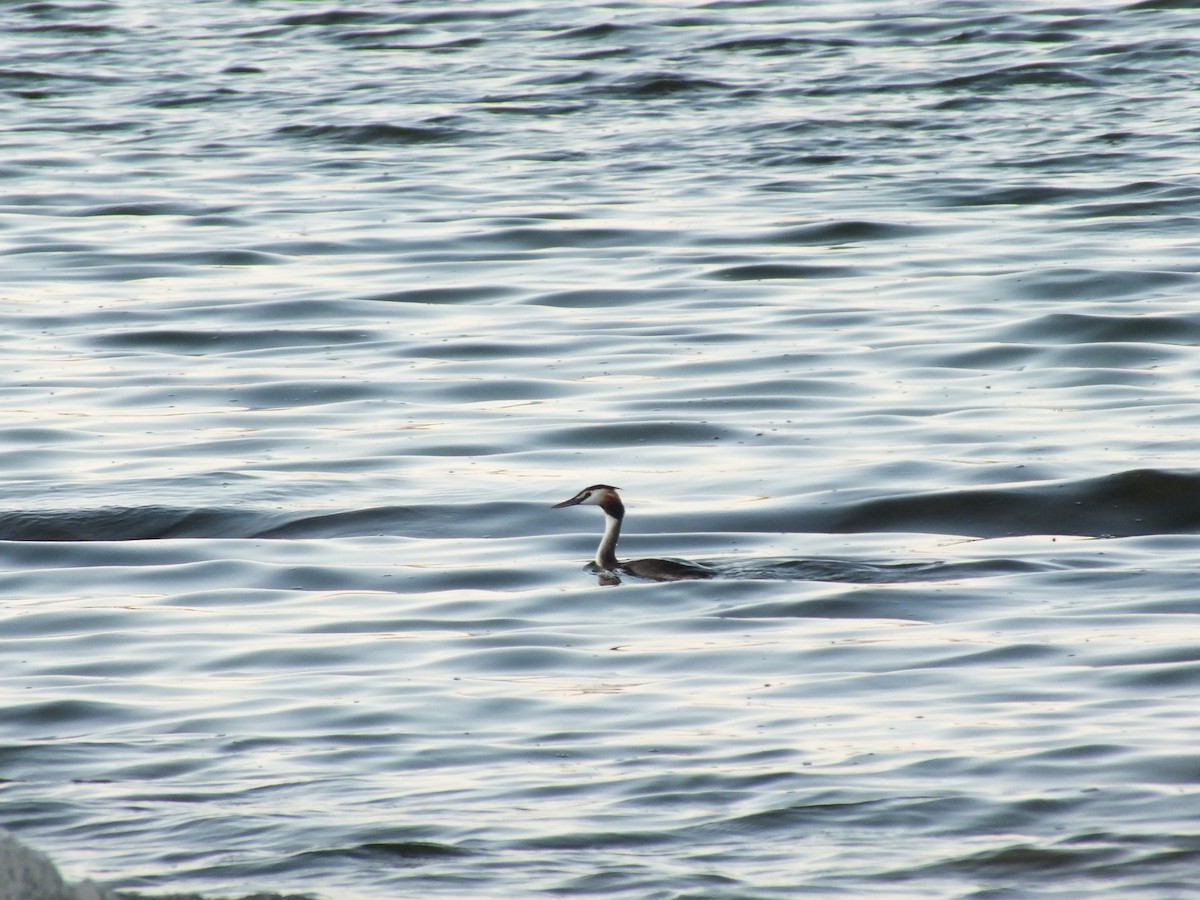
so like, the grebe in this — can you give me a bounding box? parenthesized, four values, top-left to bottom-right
(552, 484, 715, 582)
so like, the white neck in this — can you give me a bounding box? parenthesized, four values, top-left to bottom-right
(595, 511, 622, 570)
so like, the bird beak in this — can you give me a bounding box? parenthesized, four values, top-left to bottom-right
(551, 496, 582, 508)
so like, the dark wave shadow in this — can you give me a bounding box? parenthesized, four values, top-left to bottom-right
(706, 555, 1041, 584)
(0, 506, 283, 541)
(0, 504, 520, 542)
(820, 468, 1200, 538)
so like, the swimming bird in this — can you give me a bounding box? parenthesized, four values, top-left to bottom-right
(552, 484, 715, 582)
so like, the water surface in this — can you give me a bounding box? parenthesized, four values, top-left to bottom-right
(3, 2, 1200, 897)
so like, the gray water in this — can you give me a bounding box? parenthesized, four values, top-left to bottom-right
(4, 2, 1200, 897)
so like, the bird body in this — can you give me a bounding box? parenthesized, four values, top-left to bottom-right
(552, 484, 715, 582)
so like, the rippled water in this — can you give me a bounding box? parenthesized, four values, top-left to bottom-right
(4, 2, 1200, 897)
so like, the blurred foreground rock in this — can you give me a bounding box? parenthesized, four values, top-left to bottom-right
(0, 830, 114, 900)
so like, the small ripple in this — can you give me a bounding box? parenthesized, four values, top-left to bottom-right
(276, 121, 474, 145)
(459, 224, 674, 251)
(592, 72, 733, 99)
(999, 311, 1200, 343)
(758, 219, 929, 245)
(935, 62, 1109, 91)
(72, 201, 234, 217)
(705, 262, 857, 280)
(88, 326, 377, 353)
